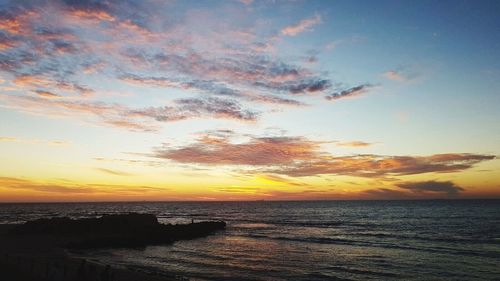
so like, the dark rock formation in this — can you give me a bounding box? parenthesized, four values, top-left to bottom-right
(10, 213, 226, 249)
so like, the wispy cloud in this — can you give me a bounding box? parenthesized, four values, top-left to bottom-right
(281, 14, 322, 36)
(0, 176, 166, 195)
(336, 141, 373, 148)
(325, 84, 373, 101)
(63, 0, 117, 22)
(33, 90, 60, 98)
(363, 188, 410, 199)
(0, 136, 69, 146)
(383, 66, 419, 82)
(2, 95, 258, 132)
(383, 70, 406, 81)
(95, 168, 133, 176)
(0, 136, 17, 142)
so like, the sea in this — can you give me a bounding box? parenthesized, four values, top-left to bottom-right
(1, 200, 499, 280)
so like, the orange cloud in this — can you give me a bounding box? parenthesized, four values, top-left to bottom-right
(272, 154, 495, 177)
(68, 10, 115, 22)
(13, 74, 53, 88)
(155, 132, 495, 178)
(0, 176, 165, 196)
(33, 90, 61, 98)
(156, 134, 321, 166)
(63, 0, 116, 23)
(0, 15, 21, 34)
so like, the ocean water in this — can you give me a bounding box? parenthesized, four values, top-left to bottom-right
(1, 200, 499, 280)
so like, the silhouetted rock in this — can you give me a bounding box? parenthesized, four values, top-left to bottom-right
(10, 213, 226, 249)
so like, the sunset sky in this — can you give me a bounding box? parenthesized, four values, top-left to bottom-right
(0, 0, 499, 202)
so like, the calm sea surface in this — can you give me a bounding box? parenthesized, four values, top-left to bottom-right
(1, 200, 499, 280)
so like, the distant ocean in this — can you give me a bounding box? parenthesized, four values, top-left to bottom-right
(1, 200, 499, 280)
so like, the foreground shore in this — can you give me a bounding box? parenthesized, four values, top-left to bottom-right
(0, 214, 226, 281)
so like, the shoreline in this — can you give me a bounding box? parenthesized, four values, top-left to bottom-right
(0, 251, 183, 281)
(0, 217, 224, 281)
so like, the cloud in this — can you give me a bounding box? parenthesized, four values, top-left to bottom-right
(363, 188, 410, 199)
(0, 176, 93, 194)
(122, 51, 329, 97)
(281, 15, 322, 36)
(273, 154, 495, 177)
(383, 70, 406, 81)
(13, 75, 93, 97)
(325, 84, 372, 101)
(155, 131, 495, 178)
(130, 97, 259, 123)
(33, 90, 60, 98)
(0, 32, 18, 49)
(336, 141, 372, 148)
(63, 0, 116, 22)
(248, 95, 306, 106)
(0, 1, 374, 132)
(0, 10, 25, 34)
(0, 136, 69, 146)
(0, 176, 165, 195)
(1, 95, 258, 132)
(95, 168, 133, 176)
(119, 74, 182, 88)
(13, 75, 53, 88)
(0, 136, 17, 142)
(120, 73, 306, 106)
(396, 180, 464, 196)
(383, 67, 419, 82)
(214, 186, 261, 194)
(257, 78, 331, 95)
(155, 133, 321, 166)
(255, 174, 307, 186)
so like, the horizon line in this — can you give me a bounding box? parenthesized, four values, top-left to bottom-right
(1, 198, 500, 204)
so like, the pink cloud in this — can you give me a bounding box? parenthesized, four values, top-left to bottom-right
(281, 15, 322, 36)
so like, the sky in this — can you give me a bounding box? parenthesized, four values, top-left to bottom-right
(0, 0, 499, 202)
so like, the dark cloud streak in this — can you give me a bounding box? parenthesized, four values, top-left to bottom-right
(397, 180, 464, 196)
(326, 84, 372, 101)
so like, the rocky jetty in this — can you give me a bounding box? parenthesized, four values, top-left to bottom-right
(0, 214, 226, 280)
(10, 213, 226, 249)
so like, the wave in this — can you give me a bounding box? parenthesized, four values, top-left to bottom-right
(240, 234, 500, 258)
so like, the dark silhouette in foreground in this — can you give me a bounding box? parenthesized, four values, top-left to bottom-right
(0, 214, 226, 280)
(10, 213, 226, 249)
